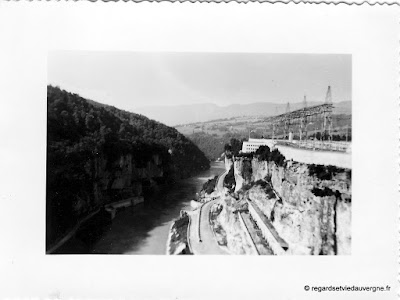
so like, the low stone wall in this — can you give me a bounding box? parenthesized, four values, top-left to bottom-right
(237, 212, 259, 255)
(132, 196, 144, 206)
(247, 201, 287, 255)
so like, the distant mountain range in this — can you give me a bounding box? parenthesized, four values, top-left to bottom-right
(133, 101, 352, 126)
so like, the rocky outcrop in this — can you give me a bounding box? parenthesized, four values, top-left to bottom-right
(251, 159, 270, 182)
(335, 195, 351, 255)
(72, 153, 165, 217)
(229, 157, 351, 255)
(167, 211, 192, 255)
(248, 186, 277, 219)
(225, 156, 233, 171)
(233, 158, 252, 192)
(217, 197, 255, 254)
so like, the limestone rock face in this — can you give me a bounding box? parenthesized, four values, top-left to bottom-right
(234, 173, 244, 192)
(217, 197, 253, 254)
(336, 196, 351, 255)
(233, 157, 351, 255)
(251, 159, 269, 182)
(73, 153, 165, 216)
(225, 156, 233, 172)
(233, 158, 252, 192)
(248, 186, 277, 219)
(272, 200, 319, 255)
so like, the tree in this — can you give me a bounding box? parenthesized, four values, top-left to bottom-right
(224, 143, 232, 152)
(230, 138, 242, 156)
(255, 145, 270, 161)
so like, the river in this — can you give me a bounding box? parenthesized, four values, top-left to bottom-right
(55, 161, 225, 254)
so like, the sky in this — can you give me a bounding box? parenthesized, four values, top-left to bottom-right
(48, 51, 351, 110)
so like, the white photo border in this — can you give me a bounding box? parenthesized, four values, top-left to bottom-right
(0, 2, 398, 299)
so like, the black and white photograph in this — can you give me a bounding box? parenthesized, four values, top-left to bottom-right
(47, 52, 352, 255)
(1, 3, 398, 299)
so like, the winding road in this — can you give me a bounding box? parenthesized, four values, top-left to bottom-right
(188, 169, 228, 255)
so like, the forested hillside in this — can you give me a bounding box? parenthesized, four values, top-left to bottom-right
(188, 132, 246, 160)
(47, 86, 209, 248)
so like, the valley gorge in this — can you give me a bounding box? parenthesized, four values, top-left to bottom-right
(46, 86, 209, 252)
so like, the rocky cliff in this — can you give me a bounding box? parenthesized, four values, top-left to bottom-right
(47, 148, 171, 248)
(233, 158, 253, 192)
(230, 156, 351, 255)
(73, 153, 165, 215)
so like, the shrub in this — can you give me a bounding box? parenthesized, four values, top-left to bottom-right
(253, 145, 285, 167)
(267, 190, 276, 199)
(308, 164, 345, 181)
(242, 184, 252, 191)
(270, 149, 286, 167)
(264, 174, 272, 182)
(202, 175, 218, 194)
(230, 138, 243, 156)
(224, 143, 232, 152)
(311, 187, 335, 197)
(236, 152, 254, 159)
(255, 145, 271, 161)
(254, 179, 267, 187)
(308, 164, 331, 180)
(224, 165, 236, 191)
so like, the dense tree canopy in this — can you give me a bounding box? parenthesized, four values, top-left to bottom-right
(223, 138, 245, 158)
(48, 85, 209, 176)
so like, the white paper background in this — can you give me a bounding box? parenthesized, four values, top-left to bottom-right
(0, 2, 398, 299)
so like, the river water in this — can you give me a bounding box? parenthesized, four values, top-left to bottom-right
(85, 161, 225, 254)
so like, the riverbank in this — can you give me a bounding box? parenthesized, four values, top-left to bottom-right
(167, 165, 230, 255)
(166, 210, 192, 255)
(52, 162, 225, 254)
